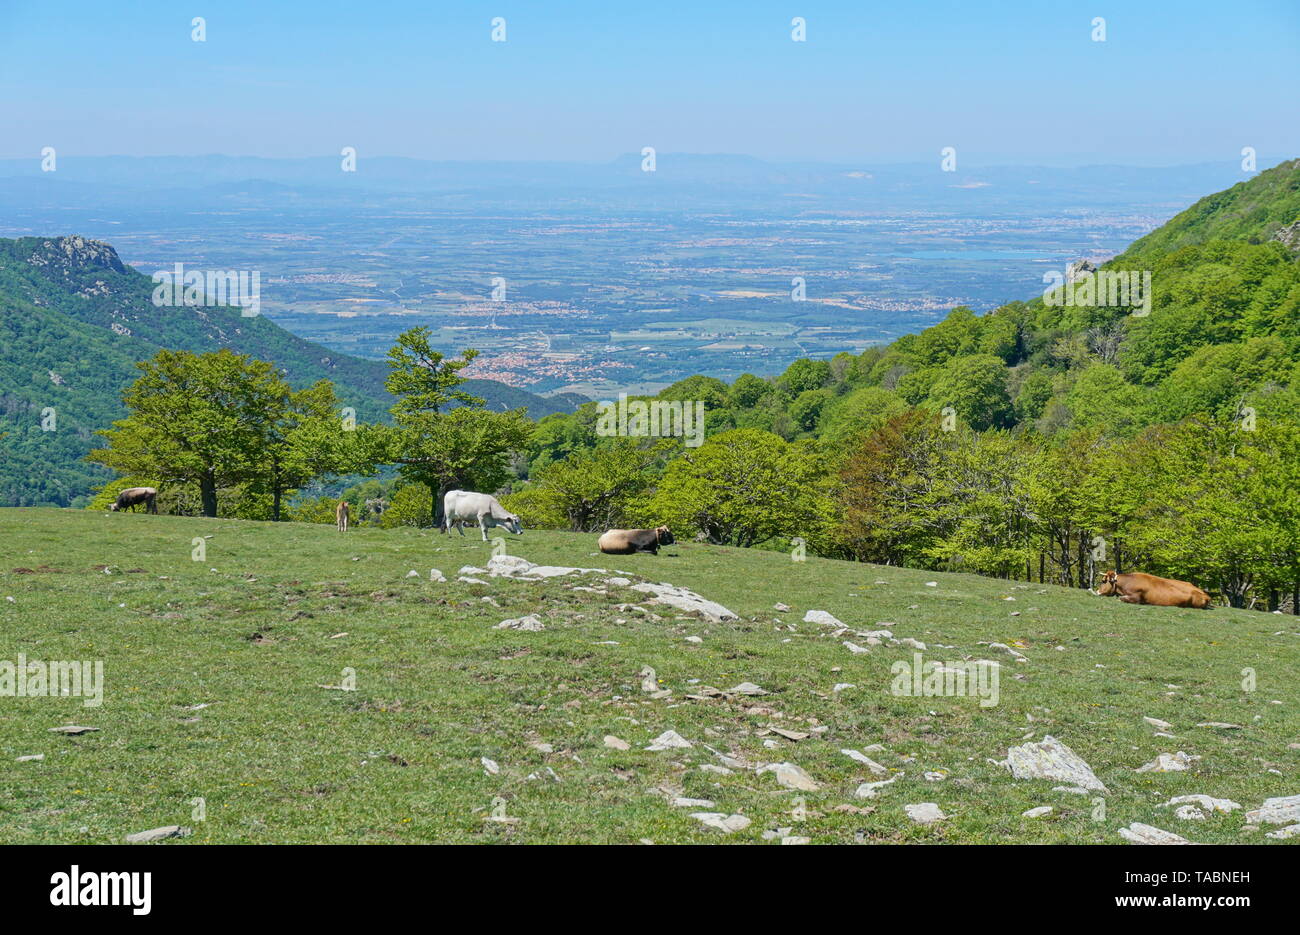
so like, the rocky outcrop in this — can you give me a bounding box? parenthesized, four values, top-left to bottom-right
(25, 235, 127, 275)
(1270, 219, 1300, 253)
(630, 581, 738, 621)
(1066, 259, 1098, 283)
(1003, 735, 1107, 792)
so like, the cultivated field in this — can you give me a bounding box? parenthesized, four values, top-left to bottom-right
(1, 508, 1296, 844)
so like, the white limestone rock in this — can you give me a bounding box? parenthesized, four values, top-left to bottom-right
(1160, 794, 1241, 814)
(495, 614, 545, 631)
(690, 812, 751, 833)
(904, 802, 946, 824)
(1245, 794, 1300, 825)
(125, 825, 191, 843)
(631, 581, 737, 621)
(855, 774, 902, 798)
(1004, 735, 1107, 792)
(1136, 751, 1200, 773)
(842, 749, 889, 774)
(1117, 822, 1194, 845)
(757, 761, 820, 791)
(645, 730, 692, 751)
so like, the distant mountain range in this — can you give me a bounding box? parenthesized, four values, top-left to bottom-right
(0, 154, 1253, 211)
(0, 235, 583, 507)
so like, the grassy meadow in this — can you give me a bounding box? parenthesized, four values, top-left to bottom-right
(1, 507, 1297, 844)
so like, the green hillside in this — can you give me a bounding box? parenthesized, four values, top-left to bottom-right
(1117, 157, 1300, 258)
(0, 236, 577, 507)
(522, 160, 1300, 467)
(1, 508, 1295, 844)
(504, 160, 1300, 611)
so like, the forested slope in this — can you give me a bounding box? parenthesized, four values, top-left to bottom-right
(0, 235, 575, 506)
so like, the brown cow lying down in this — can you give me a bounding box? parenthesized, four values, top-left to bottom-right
(598, 527, 675, 555)
(1097, 570, 1211, 608)
(109, 487, 157, 514)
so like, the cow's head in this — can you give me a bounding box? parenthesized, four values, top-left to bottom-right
(1096, 570, 1119, 596)
(655, 525, 675, 546)
(504, 513, 523, 535)
(107, 503, 119, 511)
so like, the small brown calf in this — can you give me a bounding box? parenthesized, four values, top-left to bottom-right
(336, 500, 350, 533)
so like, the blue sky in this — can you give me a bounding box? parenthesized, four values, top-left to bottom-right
(2, 0, 1297, 165)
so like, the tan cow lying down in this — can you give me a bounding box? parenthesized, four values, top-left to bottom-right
(598, 527, 674, 555)
(1097, 570, 1212, 608)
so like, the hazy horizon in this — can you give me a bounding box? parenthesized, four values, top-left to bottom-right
(1, 152, 1284, 169)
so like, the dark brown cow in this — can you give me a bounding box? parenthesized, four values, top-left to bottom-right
(109, 487, 157, 514)
(1096, 570, 1211, 609)
(598, 526, 675, 555)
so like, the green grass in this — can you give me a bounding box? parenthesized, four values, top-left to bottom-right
(1, 507, 1297, 844)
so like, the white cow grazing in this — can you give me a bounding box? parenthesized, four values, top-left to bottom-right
(442, 490, 523, 541)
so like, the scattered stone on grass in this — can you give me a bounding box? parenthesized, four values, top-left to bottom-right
(905, 802, 946, 824)
(1003, 736, 1107, 792)
(640, 666, 658, 693)
(487, 554, 607, 579)
(125, 825, 191, 843)
(758, 761, 820, 791)
(1117, 823, 1193, 845)
(855, 774, 902, 798)
(833, 804, 874, 815)
(645, 730, 692, 751)
(762, 727, 808, 742)
(671, 797, 715, 808)
(631, 581, 737, 621)
(1160, 794, 1241, 814)
(1136, 751, 1201, 773)
(841, 749, 889, 774)
(988, 642, 1028, 662)
(690, 812, 751, 833)
(1245, 794, 1300, 825)
(495, 614, 544, 632)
